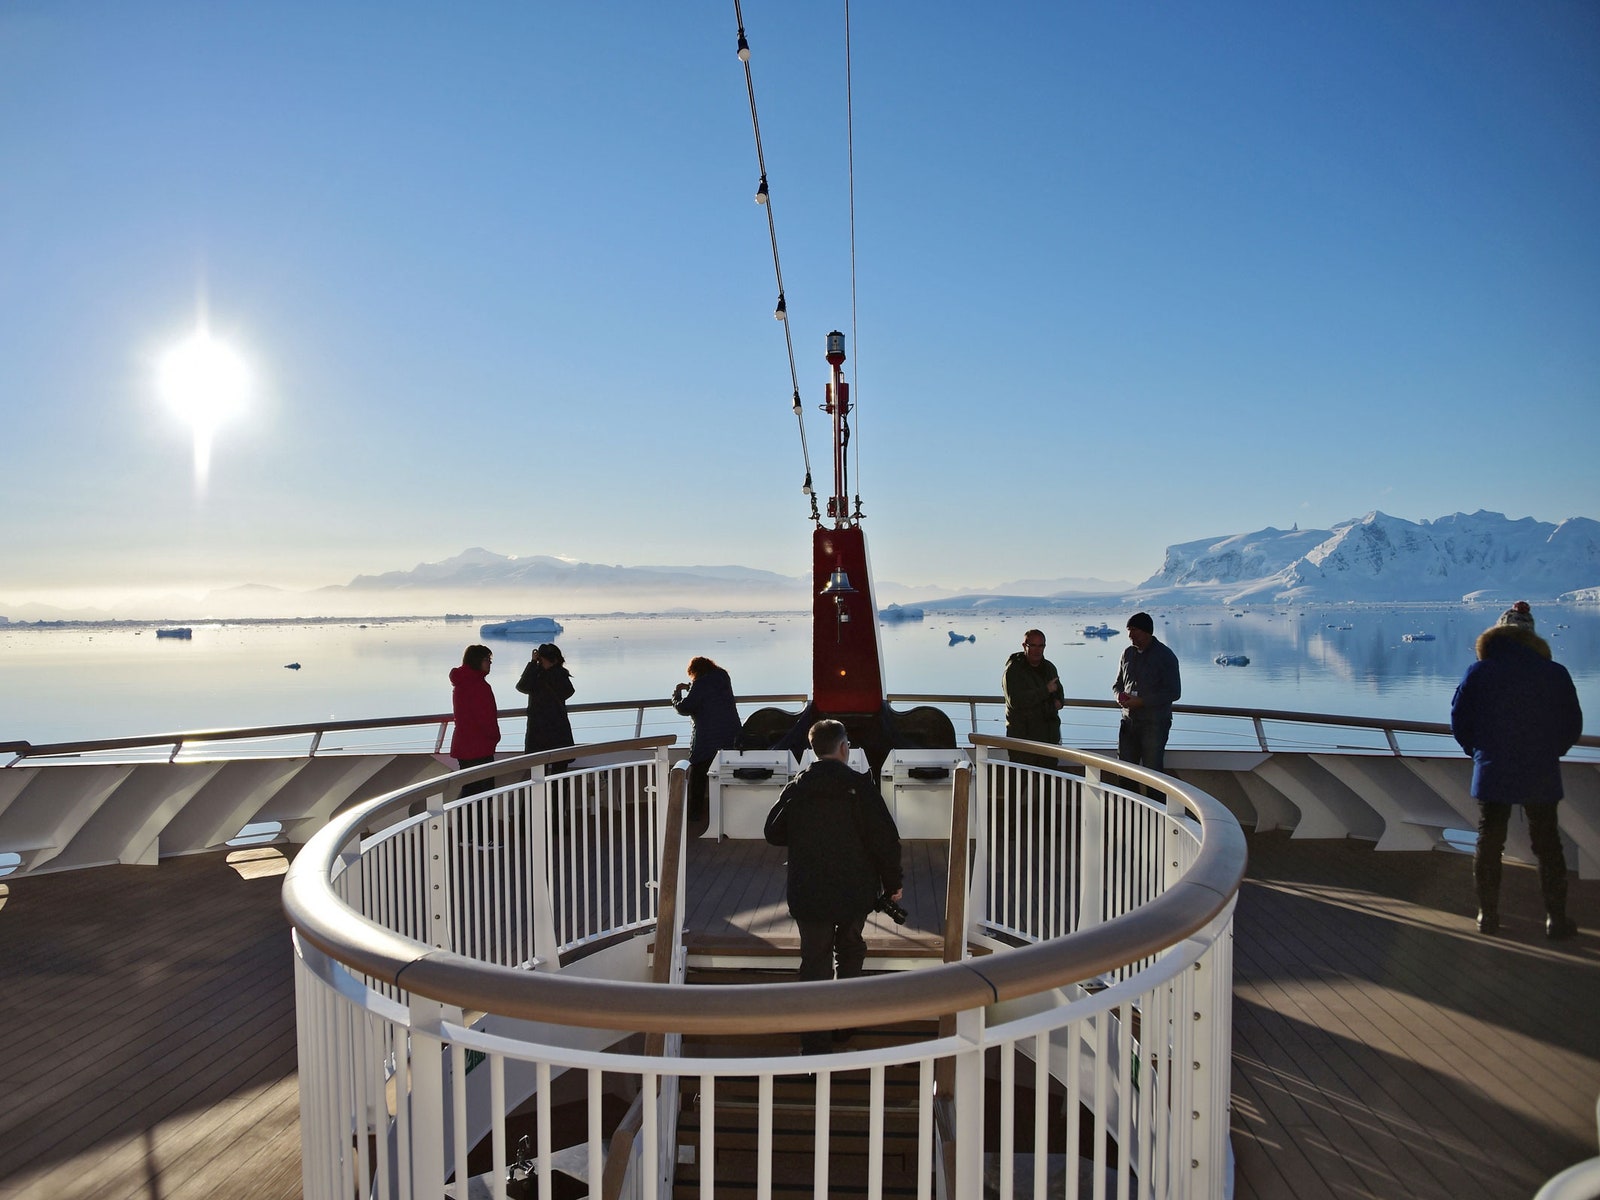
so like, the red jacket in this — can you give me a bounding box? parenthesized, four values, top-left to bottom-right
(449, 665, 502, 760)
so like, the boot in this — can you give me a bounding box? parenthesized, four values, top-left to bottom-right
(1541, 861, 1578, 940)
(1474, 855, 1501, 935)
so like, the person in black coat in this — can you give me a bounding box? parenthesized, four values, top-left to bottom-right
(764, 719, 902, 1053)
(672, 656, 742, 823)
(516, 642, 575, 773)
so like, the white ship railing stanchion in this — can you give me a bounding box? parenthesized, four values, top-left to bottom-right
(1080, 762, 1107, 931)
(527, 764, 558, 970)
(424, 791, 450, 954)
(954, 1006, 985, 1200)
(407, 994, 447, 1197)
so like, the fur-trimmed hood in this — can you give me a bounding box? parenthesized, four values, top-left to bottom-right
(1475, 623, 1551, 661)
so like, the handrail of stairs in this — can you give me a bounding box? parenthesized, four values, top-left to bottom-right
(604, 765, 688, 1200)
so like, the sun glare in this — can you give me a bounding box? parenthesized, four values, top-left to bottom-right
(160, 329, 250, 490)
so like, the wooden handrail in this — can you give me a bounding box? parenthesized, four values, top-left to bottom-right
(942, 765, 970, 966)
(599, 1090, 646, 1200)
(644, 765, 688, 1056)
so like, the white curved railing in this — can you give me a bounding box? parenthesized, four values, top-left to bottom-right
(1534, 1092, 1600, 1200)
(283, 733, 1245, 1200)
(4, 693, 1597, 881)
(11, 692, 1598, 766)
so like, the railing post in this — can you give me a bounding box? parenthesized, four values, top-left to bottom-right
(953, 1005, 986, 1200)
(424, 791, 451, 953)
(1189, 910, 1234, 1199)
(527, 767, 561, 970)
(1078, 767, 1106, 930)
(1252, 715, 1268, 752)
(407, 994, 448, 1198)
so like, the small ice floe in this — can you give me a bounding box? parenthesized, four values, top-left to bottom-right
(948, 631, 976, 645)
(284, 662, 302, 670)
(1401, 632, 1435, 642)
(1083, 624, 1117, 637)
(1214, 653, 1250, 666)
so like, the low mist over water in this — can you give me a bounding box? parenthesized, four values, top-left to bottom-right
(2, 603, 1596, 748)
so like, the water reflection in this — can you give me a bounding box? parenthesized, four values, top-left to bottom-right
(1, 603, 1595, 745)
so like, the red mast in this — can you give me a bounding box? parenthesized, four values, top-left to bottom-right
(811, 331, 886, 713)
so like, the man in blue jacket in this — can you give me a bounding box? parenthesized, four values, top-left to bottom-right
(1113, 612, 1182, 775)
(1451, 602, 1584, 939)
(764, 719, 903, 1053)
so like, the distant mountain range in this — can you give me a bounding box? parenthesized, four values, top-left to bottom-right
(3, 512, 1596, 623)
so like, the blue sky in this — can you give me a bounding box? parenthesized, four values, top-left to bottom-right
(3, 1, 1597, 612)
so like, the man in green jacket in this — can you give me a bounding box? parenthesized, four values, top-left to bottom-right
(1003, 629, 1064, 769)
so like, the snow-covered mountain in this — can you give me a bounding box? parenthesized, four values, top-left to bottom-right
(1135, 511, 1600, 604)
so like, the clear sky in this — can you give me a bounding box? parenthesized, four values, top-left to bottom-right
(3, 1, 1598, 613)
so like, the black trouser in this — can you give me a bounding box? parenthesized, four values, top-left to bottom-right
(795, 915, 868, 1054)
(687, 758, 711, 821)
(456, 756, 495, 797)
(1476, 801, 1567, 914)
(1117, 718, 1171, 773)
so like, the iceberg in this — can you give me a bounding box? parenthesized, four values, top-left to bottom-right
(479, 617, 565, 639)
(879, 604, 924, 622)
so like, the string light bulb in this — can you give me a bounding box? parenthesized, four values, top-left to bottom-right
(755, 174, 768, 205)
(774, 294, 787, 321)
(736, 31, 750, 62)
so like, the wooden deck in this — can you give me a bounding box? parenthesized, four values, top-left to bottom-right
(0, 832, 1595, 1200)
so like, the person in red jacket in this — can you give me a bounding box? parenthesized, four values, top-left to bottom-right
(450, 644, 501, 796)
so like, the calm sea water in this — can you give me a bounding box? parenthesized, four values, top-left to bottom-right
(2, 603, 1597, 748)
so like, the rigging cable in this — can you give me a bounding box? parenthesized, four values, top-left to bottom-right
(844, 0, 864, 521)
(733, 0, 820, 523)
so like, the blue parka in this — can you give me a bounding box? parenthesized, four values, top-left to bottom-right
(1450, 625, 1583, 804)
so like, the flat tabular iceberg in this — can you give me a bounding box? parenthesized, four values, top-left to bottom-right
(479, 617, 564, 639)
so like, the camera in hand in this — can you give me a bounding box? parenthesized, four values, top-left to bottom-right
(874, 892, 908, 925)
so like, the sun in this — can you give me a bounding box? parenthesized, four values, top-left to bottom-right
(159, 329, 250, 488)
(160, 329, 249, 430)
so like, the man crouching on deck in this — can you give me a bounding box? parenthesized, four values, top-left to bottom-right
(764, 719, 903, 1054)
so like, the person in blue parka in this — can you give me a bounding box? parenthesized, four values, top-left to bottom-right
(1450, 601, 1584, 939)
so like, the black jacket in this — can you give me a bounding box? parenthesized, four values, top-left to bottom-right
(516, 662, 575, 754)
(672, 665, 742, 765)
(764, 758, 902, 923)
